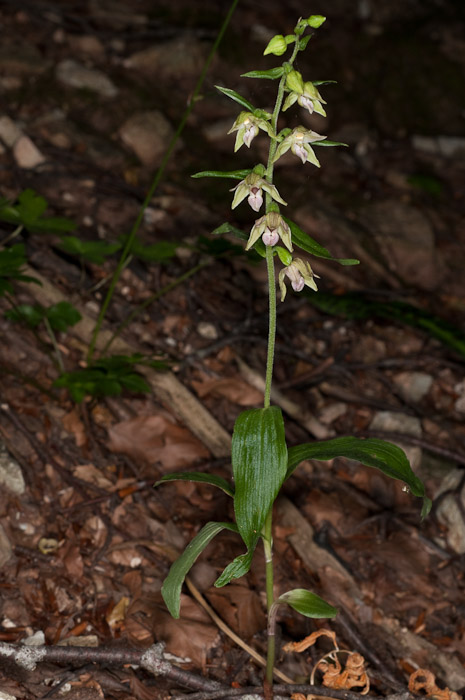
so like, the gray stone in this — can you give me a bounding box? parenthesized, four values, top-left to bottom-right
(358, 200, 441, 290)
(0, 444, 25, 495)
(119, 111, 175, 167)
(56, 59, 117, 97)
(393, 371, 433, 403)
(412, 134, 465, 158)
(435, 469, 465, 554)
(124, 37, 208, 80)
(369, 410, 422, 470)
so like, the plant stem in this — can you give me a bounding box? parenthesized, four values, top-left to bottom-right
(263, 508, 275, 686)
(86, 0, 240, 365)
(262, 34, 302, 692)
(263, 245, 276, 409)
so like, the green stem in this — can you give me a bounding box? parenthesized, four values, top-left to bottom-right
(263, 508, 275, 685)
(86, 0, 240, 364)
(263, 245, 276, 409)
(43, 317, 64, 373)
(262, 34, 302, 692)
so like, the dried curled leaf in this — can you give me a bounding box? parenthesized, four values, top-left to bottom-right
(409, 669, 462, 700)
(285, 629, 370, 696)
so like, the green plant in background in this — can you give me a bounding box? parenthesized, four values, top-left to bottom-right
(157, 15, 431, 691)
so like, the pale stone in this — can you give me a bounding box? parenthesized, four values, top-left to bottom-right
(359, 200, 441, 290)
(56, 59, 117, 97)
(0, 445, 25, 495)
(0, 115, 22, 147)
(393, 371, 433, 403)
(369, 410, 422, 470)
(119, 111, 175, 167)
(13, 136, 46, 169)
(196, 322, 218, 340)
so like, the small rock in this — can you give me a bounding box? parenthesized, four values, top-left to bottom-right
(196, 322, 218, 340)
(13, 135, 46, 169)
(435, 469, 465, 553)
(119, 111, 175, 167)
(0, 444, 25, 495)
(0, 691, 17, 700)
(319, 402, 347, 425)
(0, 524, 12, 568)
(369, 410, 422, 470)
(56, 59, 117, 98)
(393, 371, 433, 403)
(0, 45, 49, 76)
(358, 200, 441, 290)
(412, 134, 465, 158)
(68, 35, 106, 59)
(124, 37, 208, 80)
(0, 115, 22, 147)
(454, 380, 465, 413)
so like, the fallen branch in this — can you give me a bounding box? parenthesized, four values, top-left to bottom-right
(0, 641, 221, 692)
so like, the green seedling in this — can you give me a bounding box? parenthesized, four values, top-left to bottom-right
(54, 353, 168, 403)
(59, 236, 122, 265)
(157, 15, 431, 691)
(0, 244, 38, 295)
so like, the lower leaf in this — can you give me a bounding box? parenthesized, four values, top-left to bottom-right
(278, 588, 338, 618)
(162, 521, 239, 618)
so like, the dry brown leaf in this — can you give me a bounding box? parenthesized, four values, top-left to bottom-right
(409, 669, 462, 700)
(59, 541, 84, 579)
(107, 414, 210, 470)
(73, 464, 113, 489)
(191, 376, 263, 405)
(62, 408, 87, 448)
(206, 584, 266, 639)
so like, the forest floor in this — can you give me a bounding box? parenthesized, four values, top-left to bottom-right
(1, 1, 465, 699)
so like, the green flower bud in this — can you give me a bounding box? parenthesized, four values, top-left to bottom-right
(286, 70, 304, 94)
(264, 34, 288, 57)
(307, 15, 326, 28)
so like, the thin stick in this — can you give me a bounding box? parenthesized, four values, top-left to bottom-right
(185, 577, 294, 685)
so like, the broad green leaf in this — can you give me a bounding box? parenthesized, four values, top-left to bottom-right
(46, 301, 82, 332)
(241, 68, 284, 80)
(284, 217, 359, 266)
(214, 546, 256, 588)
(211, 222, 266, 257)
(155, 472, 234, 498)
(5, 304, 44, 328)
(0, 244, 40, 295)
(162, 521, 239, 617)
(0, 190, 75, 233)
(119, 373, 151, 393)
(286, 436, 431, 517)
(192, 169, 252, 180)
(232, 406, 287, 549)
(59, 237, 121, 264)
(215, 86, 255, 112)
(126, 239, 178, 262)
(278, 589, 338, 618)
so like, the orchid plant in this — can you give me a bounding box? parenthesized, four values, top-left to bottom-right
(157, 16, 431, 690)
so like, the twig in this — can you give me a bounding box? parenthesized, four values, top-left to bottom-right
(0, 642, 221, 692)
(185, 577, 294, 685)
(171, 685, 414, 700)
